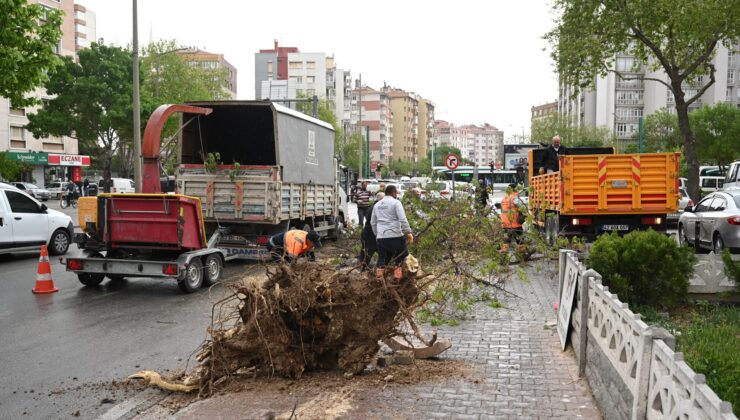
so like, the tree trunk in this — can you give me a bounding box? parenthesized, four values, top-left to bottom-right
(674, 99, 700, 202)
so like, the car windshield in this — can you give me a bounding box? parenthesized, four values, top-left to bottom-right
(23, 183, 40, 189)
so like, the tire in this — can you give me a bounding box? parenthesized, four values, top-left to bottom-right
(713, 234, 725, 254)
(678, 224, 689, 247)
(178, 258, 203, 293)
(203, 254, 223, 286)
(78, 273, 105, 286)
(60, 198, 69, 209)
(49, 229, 71, 255)
(72, 199, 78, 209)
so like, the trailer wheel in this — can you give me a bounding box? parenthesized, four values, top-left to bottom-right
(78, 273, 105, 287)
(203, 254, 223, 286)
(178, 258, 204, 293)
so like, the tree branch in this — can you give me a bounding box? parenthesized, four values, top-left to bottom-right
(679, 38, 718, 80)
(685, 63, 716, 106)
(611, 69, 675, 93)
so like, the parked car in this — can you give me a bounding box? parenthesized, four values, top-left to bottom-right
(46, 180, 69, 200)
(0, 183, 74, 255)
(667, 188, 692, 227)
(99, 177, 135, 193)
(427, 180, 472, 200)
(12, 182, 52, 201)
(723, 160, 740, 191)
(677, 190, 740, 254)
(700, 176, 724, 194)
(679, 177, 687, 190)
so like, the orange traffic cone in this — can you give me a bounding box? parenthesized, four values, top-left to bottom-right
(32, 245, 59, 294)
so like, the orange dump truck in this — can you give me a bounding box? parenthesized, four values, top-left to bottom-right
(528, 148, 680, 241)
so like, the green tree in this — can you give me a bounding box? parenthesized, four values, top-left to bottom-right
(546, 0, 740, 201)
(340, 132, 361, 172)
(428, 145, 465, 166)
(140, 40, 230, 172)
(0, 0, 63, 107)
(26, 43, 153, 190)
(629, 109, 681, 153)
(691, 102, 740, 172)
(530, 112, 615, 148)
(0, 153, 32, 181)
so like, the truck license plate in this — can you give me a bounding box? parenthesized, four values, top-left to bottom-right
(602, 224, 629, 231)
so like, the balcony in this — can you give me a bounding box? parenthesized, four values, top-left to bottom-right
(616, 80, 644, 90)
(616, 98, 643, 106)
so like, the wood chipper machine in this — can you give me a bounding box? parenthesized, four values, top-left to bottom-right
(64, 104, 228, 293)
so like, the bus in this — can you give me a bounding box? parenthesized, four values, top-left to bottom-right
(434, 166, 520, 189)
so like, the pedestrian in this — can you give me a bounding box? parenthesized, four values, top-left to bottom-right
(500, 183, 526, 252)
(83, 178, 89, 197)
(355, 181, 372, 228)
(476, 179, 489, 214)
(539, 135, 568, 174)
(377, 183, 386, 199)
(371, 185, 413, 278)
(267, 229, 322, 263)
(358, 192, 384, 270)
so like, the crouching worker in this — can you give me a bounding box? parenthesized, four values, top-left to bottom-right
(267, 229, 322, 262)
(500, 183, 526, 252)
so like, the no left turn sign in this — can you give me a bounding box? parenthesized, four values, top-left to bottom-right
(445, 153, 460, 170)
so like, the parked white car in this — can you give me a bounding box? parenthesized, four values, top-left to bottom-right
(99, 177, 135, 193)
(12, 182, 52, 201)
(0, 183, 74, 255)
(723, 160, 740, 191)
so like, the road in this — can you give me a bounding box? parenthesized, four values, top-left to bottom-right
(0, 201, 257, 419)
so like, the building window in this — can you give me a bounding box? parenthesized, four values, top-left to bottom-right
(307, 88, 316, 96)
(728, 87, 733, 101)
(43, 142, 64, 152)
(10, 126, 25, 149)
(75, 10, 85, 20)
(616, 57, 639, 72)
(288, 61, 302, 69)
(306, 76, 315, 84)
(267, 61, 273, 74)
(9, 107, 25, 116)
(39, 4, 54, 21)
(290, 76, 302, 84)
(75, 23, 86, 34)
(729, 71, 735, 85)
(306, 61, 316, 70)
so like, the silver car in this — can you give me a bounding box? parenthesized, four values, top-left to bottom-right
(667, 188, 692, 227)
(677, 190, 740, 253)
(12, 182, 52, 201)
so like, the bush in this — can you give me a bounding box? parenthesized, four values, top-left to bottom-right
(721, 250, 740, 294)
(587, 230, 696, 308)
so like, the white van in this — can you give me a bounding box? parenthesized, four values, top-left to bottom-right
(723, 160, 740, 191)
(98, 178, 135, 193)
(0, 183, 74, 255)
(700, 176, 724, 194)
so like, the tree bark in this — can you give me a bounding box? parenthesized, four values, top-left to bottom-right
(673, 93, 700, 202)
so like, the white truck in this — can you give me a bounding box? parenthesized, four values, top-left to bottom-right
(174, 101, 348, 260)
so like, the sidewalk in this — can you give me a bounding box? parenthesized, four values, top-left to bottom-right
(142, 260, 600, 419)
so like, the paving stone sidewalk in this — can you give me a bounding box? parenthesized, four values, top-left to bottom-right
(147, 260, 601, 419)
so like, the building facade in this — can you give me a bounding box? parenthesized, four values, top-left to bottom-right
(559, 44, 739, 148)
(177, 48, 237, 98)
(431, 121, 504, 167)
(255, 42, 351, 130)
(531, 101, 558, 122)
(387, 89, 420, 162)
(0, 1, 98, 186)
(418, 98, 435, 160)
(350, 86, 392, 164)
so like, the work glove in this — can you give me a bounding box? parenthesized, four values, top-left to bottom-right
(406, 233, 414, 244)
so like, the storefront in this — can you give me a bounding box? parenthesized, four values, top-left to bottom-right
(3, 151, 91, 187)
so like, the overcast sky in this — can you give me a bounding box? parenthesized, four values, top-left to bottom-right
(81, 0, 559, 138)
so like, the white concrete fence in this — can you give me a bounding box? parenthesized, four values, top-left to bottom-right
(559, 250, 737, 420)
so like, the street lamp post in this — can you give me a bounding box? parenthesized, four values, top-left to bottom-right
(132, 0, 142, 192)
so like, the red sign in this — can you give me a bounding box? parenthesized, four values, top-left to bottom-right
(71, 167, 82, 182)
(445, 153, 460, 170)
(47, 154, 91, 167)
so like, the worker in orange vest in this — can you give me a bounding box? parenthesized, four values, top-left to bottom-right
(500, 183, 526, 251)
(267, 229, 322, 262)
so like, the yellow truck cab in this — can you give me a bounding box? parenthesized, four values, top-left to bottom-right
(528, 148, 680, 241)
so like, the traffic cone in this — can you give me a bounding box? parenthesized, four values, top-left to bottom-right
(32, 245, 59, 294)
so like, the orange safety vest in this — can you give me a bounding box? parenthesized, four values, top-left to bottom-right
(501, 192, 523, 229)
(284, 230, 313, 257)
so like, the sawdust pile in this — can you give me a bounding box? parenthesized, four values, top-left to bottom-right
(190, 256, 422, 396)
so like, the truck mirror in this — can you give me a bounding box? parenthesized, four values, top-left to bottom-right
(40, 203, 48, 212)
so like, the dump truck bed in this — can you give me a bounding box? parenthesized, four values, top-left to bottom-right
(530, 152, 680, 216)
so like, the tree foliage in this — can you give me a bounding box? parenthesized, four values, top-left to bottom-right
(627, 108, 682, 153)
(530, 112, 615, 148)
(26, 43, 153, 189)
(691, 102, 740, 171)
(0, 0, 63, 107)
(0, 153, 32, 181)
(545, 0, 740, 201)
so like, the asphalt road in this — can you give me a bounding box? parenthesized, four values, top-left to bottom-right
(0, 241, 255, 419)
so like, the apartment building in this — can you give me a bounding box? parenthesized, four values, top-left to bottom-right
(431, 121, 504, 166)
(531, 101, 558, 122)
(177, 48, 237, 98)
(254, 42, 351, 130)
(73, 3, 95, 51)
(349, 86, 392, 164)
(559, 44, 738, 147)
(386, 89, 420, 162)
(418, 99, 435, 160)
(0, 1, 96, 185)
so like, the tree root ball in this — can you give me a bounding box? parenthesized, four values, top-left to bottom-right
(196, 256, 421, 393)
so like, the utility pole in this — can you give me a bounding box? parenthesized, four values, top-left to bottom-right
(358, 73, 363, 179)
(132, 0, 143, 193)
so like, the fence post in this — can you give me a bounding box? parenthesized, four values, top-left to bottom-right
(579, 269, 599, 377)
(632, 325, 675, 419)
